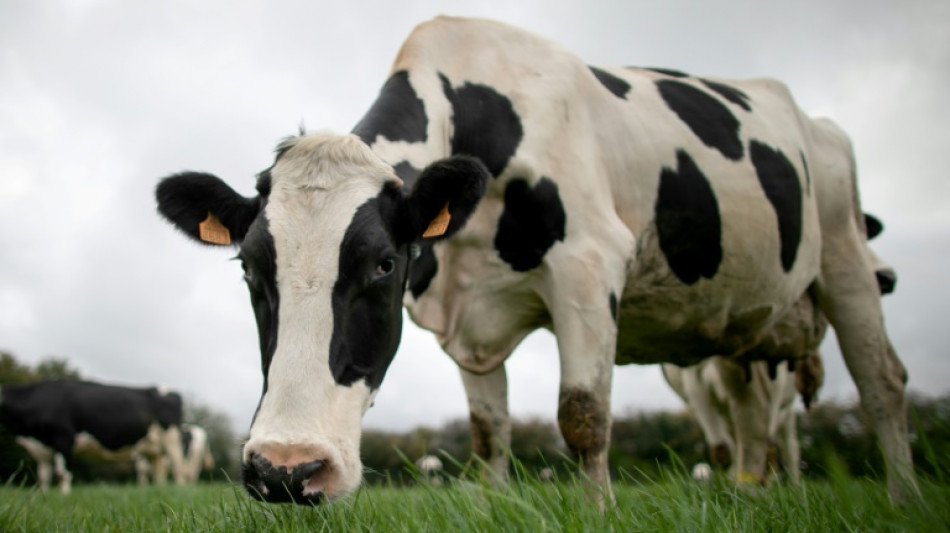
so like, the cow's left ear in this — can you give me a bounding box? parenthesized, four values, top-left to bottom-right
(395, 156, 489, 243)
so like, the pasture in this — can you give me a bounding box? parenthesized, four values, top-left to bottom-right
(1, 471, 947, 532)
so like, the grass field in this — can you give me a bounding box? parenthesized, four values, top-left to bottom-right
(1, 470, 948, 532)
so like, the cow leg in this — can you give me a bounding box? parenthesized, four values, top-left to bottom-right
(159, 425, 186, 485)
(53, 453, 73, 495)
(35, 457, 53, 492)
(459, 365, 511, 482)
(816, 234, 919, 504)
(549, 296, 618, 506)
(134, 454, 151, 485)
(776, 406, 801, 484)
(152, 454, 170, 485)
(681, 361, 736, 472)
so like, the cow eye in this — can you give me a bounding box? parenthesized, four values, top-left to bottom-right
(375, 258, 396, 277)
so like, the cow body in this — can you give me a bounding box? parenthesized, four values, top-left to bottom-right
(0, 380, 186, 493)
(156, 16, 917, 504)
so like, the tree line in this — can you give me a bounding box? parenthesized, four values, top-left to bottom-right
(2, 350, 947, 487)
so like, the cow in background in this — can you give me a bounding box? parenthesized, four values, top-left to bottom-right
(156, 16, 918, 504)
(664, 215, 896, 484)
(134, 423, 214, 484)
(0, 380, 186, 493)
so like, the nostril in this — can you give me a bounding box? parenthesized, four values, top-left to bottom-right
(292, 459, 325, 483)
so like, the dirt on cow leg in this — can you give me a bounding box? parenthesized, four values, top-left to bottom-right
(468, 411, 508, 485)
(558, 387, 613, 510)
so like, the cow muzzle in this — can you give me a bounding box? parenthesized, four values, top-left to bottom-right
(241, 441, 350, 504)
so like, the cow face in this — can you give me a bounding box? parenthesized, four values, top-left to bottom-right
(156, 133, 488, 503)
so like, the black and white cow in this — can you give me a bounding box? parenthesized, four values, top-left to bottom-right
(0, 380, 186, 493)
(155, 17, 918, 504)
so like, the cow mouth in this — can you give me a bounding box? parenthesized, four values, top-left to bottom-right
(241, 453, 326, 505)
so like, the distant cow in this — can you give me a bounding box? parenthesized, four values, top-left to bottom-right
(664, 214, 896, 485)
(134, 423, 214, 484)
(156, 16, 918, 504)
(0, 380, 186, 493)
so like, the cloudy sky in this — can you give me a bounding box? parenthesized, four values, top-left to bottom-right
(1, 0, 948, 435)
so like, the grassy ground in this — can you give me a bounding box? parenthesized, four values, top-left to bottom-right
(1, 472, 947, 532)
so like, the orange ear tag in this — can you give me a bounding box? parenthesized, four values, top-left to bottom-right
(422, 203, 451, 238)
(198, 212, 232, 245)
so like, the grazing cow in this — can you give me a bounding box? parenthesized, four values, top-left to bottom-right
(0, 380, 186, 493)
(135, 423, 214, 484)
(663, 214, 896, 485)
(155, 16, 918, 504)
(665, 352, 816, 485)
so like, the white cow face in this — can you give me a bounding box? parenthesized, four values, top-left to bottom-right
(156, 132, 487, 503)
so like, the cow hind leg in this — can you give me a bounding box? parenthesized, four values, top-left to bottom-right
(817, 239, 920, 504)
(459, 365, 511, 483)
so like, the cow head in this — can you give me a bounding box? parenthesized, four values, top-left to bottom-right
(156, 132, 488, 503)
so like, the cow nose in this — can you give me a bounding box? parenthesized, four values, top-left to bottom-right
(875, 269, 897, 295)
(242, 452, 327, 504)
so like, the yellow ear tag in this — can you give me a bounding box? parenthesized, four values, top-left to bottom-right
(422, 203, 451, 238)
(198, 212, 232, 245)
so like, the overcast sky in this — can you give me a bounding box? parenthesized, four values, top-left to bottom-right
(1, 0, 948, 435)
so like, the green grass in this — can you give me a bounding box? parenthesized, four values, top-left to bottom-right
(0, 474, 947, 532)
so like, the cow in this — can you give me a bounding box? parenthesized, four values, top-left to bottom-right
(155, 16, 918, 505)
(0, 380, 186, 493)
(663, 214, 896, 485)
(134, 423, 214, 484)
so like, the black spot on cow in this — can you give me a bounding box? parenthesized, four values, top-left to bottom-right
(589, 66, 631, 99)
(329, 192, 407, 389)
(352, 70, 428, 145)
(656, 80, 744, 161)
(700, 79, 751, 112)
(609, 292, 618, 324)
(749, 140, 803, 272)
(494, 177, 566, 272)
(655, 150, 723, 285)
(640, 67, 691, 78)
(440, 73, 523, 177)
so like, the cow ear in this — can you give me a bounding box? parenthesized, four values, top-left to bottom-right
(156, 172, 261, 246)
(397, 156, 489, 243)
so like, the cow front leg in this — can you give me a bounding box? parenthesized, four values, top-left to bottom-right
(551, 295, 618, 506)
(459, 365, 511, 483)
